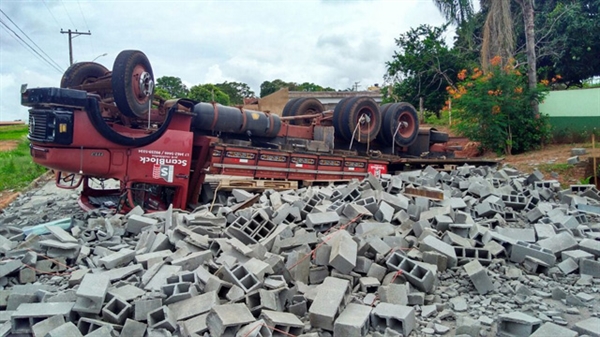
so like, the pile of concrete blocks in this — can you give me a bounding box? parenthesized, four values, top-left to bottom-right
(0, 164, 598, 336)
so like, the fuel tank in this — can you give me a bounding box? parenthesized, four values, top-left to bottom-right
(192, 102, 282, 138)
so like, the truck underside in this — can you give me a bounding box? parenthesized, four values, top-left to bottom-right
(22, 50, 497, 212)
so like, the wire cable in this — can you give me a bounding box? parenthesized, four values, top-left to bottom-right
(0, 19, 63, 73)
(41, 0, 61, 29)
(59, 0, 77, 28)
(0, 9, 64, 71)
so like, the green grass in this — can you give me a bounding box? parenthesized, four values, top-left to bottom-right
(0, 125, 47, 191)
(0, 124, 28, 141)
(537, 163, 573, 174)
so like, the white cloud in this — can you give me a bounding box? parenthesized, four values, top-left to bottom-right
(0, 0, 448, 121)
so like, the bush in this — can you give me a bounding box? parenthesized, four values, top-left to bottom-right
(445, 57, 552, 155)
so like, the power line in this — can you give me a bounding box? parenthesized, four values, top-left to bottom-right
(59, 0, 77, 28)
(42, 0, 61, 29)
(77, 0, 90, 32)
(0, 19, 62, 74)
(0, 9, 64, 71)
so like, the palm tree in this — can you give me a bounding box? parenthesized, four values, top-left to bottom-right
(433, 0, 537, 93)
(432, 0, 476, 25)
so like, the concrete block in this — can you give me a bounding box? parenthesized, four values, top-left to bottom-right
(31, 315, 65, 337)
(121, 319, 147, 337)
(206, 303, 255, 337)
(147, 306, 177, 332)
(375, 201, 394, 222)
(378, 284, 408, 305)
(371, 302, 415, 336)
(385, 252, 435, 293)
(102, 296, 131, 325)
(11, 302, 74, 334)
(222, 264, 261, 293)
(530, 322, 578, 337)
(510, 241, 556, 266)
(260, 310, 303, 336)
(562, 249, 594, 262)
(0, 260, 22, 278)
(45, 322, 83, 337)
(134, 298, 162, 322)
(420, 235, 457, 267)
(98, 248, 135, 269)
(182, 313, 208, 336)
(329, 230, 357, 274)
(126, 214, 158, 234)
(497, 311, 541, 337)
(333, 303, 372, 337)
(463, 260, 494, 295)
(571, 148, 586, 155)
(573, 317, 600, 337)
(308, 277, 350, 331)
(580, 258, 600, 277)
(567, 156, 579, 165)
(77, 318, 115, 336)
(306, 211, 340, 232)
(579, 238, 600, 257)
(557, 258, 578, 275)
(73, 274, 110, 314)
(537, 232, 578, 256)
(423, 251, 448, 271)
(171, 250, 212, 271)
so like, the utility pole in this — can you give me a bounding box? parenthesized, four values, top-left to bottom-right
(60, 29, 91, 65)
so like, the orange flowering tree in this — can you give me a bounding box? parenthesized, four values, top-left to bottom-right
(446, 56, 551, 155)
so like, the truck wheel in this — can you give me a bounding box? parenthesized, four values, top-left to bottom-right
(333, 97, 353, 140)
(381, 102, 419, 147)
(282, 98, 301, 118)
(112, 50, 154, 118)
(376, 103, 394, 146)
(341, 97, 381, 143)
(288, 98, 324, 126)
(60, 62, 109, 88)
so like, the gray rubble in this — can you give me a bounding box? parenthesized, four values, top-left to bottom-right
(0, 165, 599, 337)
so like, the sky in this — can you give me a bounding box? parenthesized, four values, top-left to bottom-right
(0, 0, 452, 122)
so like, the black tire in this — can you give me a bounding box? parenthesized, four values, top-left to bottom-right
(112, 50, 154, 118)
(85, 98, 195, 147)
(60, 62, 109, 88)
(282, 98, 301, 118)
(288, 98, 324, 126)
(380, 102, 419, 147)
(429, 128, 449, 143)
(340, 97, 382, 143)
(376, 103, 394, 146)
(333, 97, 354, 140)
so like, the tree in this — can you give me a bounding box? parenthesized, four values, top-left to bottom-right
(188, 84, 230, 105)
(260, 79, 298, 97)
(432, 0, 476, 25)
(447, 58, 550, 154)
(156, 76, 189, 98)
(296, 82, 335, 92)
(214, 81, 255, 105)
(385, 24, 470, 113)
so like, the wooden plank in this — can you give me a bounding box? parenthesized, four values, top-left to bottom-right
(216, 179, 297, 191)
(404, 187, 444, 200)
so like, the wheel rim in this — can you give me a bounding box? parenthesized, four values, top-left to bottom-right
(132, 64, 154, 104)
(396, 110, 416, 139)
(356, 107, 378, 134)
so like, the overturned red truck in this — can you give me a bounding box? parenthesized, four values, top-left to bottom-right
(21, 50, 494, 212)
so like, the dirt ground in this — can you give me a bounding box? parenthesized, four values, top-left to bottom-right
(1, 137, 598, 210)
